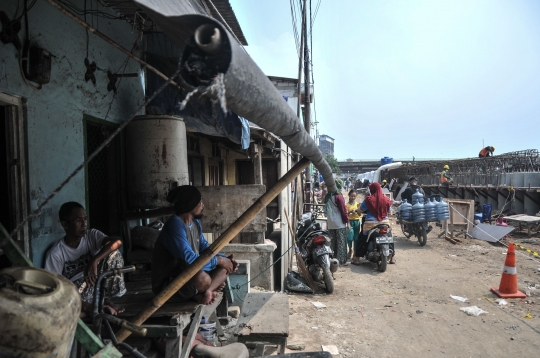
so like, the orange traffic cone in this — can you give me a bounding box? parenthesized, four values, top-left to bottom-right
(491, 242, 526, 299)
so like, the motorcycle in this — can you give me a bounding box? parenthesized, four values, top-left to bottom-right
(361, 223, 394, 272)
(296, 211, 339, 293)
(399, 221, 431, 246)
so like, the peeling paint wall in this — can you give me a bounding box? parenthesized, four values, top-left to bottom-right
(0, 0, 144, 267)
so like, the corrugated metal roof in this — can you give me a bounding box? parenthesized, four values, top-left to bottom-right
(205, 0, 248, 45)
(102, 0, 247, 45)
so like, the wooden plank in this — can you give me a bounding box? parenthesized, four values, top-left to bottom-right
(236, 293, 289, 337)
(120, 301, 200, 318)
(180, 306, 203, 358)
(112, 292, 155, 305)
(127, 270, 152, 282)
(126, 280, 152, 292)
(119, 293, 223, 319)
(505, 215, 540, 223)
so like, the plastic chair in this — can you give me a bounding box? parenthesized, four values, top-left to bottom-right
(482, 204, 493, 224)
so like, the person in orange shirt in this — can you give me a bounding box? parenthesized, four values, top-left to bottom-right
(479, 146, 495, 158)
(440, 165, 453, 186)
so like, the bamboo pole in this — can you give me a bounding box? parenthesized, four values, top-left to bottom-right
(117, 157, 311, 342)
(45, 0, 182, 89)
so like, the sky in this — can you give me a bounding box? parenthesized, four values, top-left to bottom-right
(229, 0, 540, 161)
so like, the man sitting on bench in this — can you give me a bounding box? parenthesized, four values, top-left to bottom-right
(152, 185, 238, 305)
(44, 202, 126, 317)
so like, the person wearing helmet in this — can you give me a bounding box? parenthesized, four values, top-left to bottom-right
(440, 165, 453, 186)
(479, 146, 495, 158)
(381, 179, 389, 189)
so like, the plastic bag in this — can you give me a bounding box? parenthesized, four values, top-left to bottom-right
(460, 306, 488, 316)
(450, 295, 468, 302)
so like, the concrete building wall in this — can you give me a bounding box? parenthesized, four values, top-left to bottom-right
(0, 0, 144, 266)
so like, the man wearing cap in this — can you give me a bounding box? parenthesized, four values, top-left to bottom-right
(151, 185, 237, 305)
(401, 177, 425, 204)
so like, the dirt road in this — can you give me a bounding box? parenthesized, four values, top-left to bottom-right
(285, 220, 540, 357)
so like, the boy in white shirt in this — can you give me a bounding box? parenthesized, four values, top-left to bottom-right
(44, 202, 125, 317)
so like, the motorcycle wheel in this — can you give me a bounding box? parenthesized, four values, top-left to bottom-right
(400, 223, 413, 239)
(417, 226, 427, 246)
(377, 251, 388, 272)
(323, 267, 334, 294)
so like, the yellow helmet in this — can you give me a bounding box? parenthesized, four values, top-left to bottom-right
(490, 146, 495, 152)
(443, 165, 449, 170)
(382, 179, 387, 183)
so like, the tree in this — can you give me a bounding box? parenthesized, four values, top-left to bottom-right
(325, 154, 341, 175)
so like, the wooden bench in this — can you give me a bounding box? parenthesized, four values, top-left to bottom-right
(113, 279, 224, 358)
(236, 292, 289, 355)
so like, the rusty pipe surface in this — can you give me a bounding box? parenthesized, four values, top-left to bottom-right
(132, 2, 337, 192)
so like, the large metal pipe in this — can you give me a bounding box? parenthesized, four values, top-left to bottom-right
(132, 2, 337, 192)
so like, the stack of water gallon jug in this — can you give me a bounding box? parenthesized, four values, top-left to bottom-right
(398, 189, 450, 223)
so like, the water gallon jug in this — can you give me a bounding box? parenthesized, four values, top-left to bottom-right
(412, 188, 424, 205)
(437, 198, 450, 221)
(430, 198, 440, 221)
(0, 267, 81, 357)
(412, 201, 426, 222)
(424, 198, 437, 221)
(400, 199, 412, 221)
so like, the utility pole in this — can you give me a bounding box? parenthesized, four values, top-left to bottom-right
(302, 0, 311, 134)
(296, 1, 305, 120)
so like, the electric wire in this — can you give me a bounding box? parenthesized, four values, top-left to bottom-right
(55, 0, 124, 20)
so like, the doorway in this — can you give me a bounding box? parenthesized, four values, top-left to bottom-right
(84, 116, 121, 236)
(0, 93, 30, 265)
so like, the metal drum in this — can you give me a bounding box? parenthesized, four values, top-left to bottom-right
(0, 267, 80, 357)
(125, 115, 189, 208)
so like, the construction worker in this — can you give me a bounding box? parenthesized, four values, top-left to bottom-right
(440, 165, 453, 186)
(381, 179, 389, 189)
(479, 146, 495, 158)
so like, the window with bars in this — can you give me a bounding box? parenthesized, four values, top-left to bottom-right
(84, 118, 121, 236)
(208, 161, 223, 186)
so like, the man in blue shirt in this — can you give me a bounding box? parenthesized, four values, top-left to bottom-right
(151, 185, 237, 305)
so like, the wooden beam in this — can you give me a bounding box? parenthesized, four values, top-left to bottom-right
(116, 157, 311, 342)
(524, 191, 540, 207)
(448, 188, 463, 199)
(475, 189, 488, 198)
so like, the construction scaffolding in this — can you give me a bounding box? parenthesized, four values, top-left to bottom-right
(388, 149, 540, 189)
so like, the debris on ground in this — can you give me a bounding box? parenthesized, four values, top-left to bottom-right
(450, 295, 468, 302)
(311, 301, 327, 308)
(322, 345, 339, 355)
(460, 306, 488, 316)
(228, 306, 240, 318)
(286, 342, 306, 351)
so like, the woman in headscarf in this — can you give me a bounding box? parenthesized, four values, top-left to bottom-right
(353, 182, 396, 264)
(324, 178, 350, 266)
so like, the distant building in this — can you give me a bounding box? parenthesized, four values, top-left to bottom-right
(319, 134, 335, 157)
